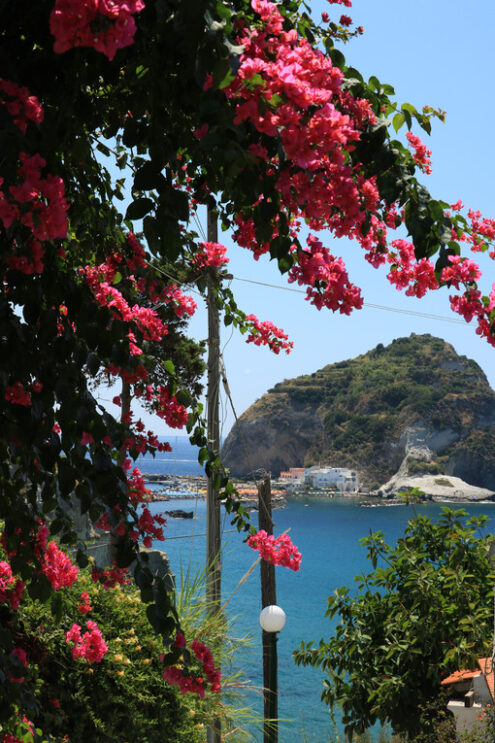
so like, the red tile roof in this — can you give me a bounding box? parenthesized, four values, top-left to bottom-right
(440, 657, 494, 700)
(441, 669, 479, 685)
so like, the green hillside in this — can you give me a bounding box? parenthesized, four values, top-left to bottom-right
(222, 334, 495, 486)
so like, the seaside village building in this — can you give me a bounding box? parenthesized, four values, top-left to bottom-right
(440, 657, 494, 734)
(304, 466, 359, 492)
(279, 468, 306, 482)
(280, 466, 359, 493)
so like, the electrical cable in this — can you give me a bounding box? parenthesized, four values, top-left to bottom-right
(145, 264, 469, 327)
(192, 210, 207, 241)
(232, 276, 467, 325)
(165, 529, 237, 540)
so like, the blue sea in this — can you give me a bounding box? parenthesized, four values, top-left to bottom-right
(138, 435, 206, 477)
(138, 437, 495, 742)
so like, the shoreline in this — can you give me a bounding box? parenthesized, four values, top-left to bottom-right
(142, 473, 495, 505)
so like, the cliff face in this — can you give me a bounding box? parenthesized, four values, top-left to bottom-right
(222, 397, 325, 477)
(221, 334, 495, 487)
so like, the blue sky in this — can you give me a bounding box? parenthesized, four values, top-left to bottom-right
(98, 0, 495, 443)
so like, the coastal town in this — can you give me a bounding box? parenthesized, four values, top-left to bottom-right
(144, 461, 495, 508)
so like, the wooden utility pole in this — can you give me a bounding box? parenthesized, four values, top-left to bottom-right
(258, 473, 278, 743)
(206, 206, 221, 743)
(110, 379, 132, 564)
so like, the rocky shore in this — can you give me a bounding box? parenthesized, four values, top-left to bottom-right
(372, 445, 495, 503)
(375, 473, 495, 503)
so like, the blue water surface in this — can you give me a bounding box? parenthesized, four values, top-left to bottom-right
(143, 438, 495, 742)
(137, 435, 205, 477)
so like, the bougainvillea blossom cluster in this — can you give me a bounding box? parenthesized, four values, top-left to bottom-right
(34, 524, 79, 590)
(0, 152, 68, 276)
(4, 382, 32, 407)
(125, 466, 152, 504)
(40, 541, 79, 590)
(0, 560, 25, 610)
(152, 386, 189, 426)
(159, 284, 197, 318)
(162, 633, 221, 697)
(0, 79, 43, 133)
(386, 239, 438, 298)
(193, 241, 229, 268)
(91, 563, 130, 590)
(83, 264, 168, 342)
(77, 591, 92, 615)
(224, 0, 384, 317)
(65, 620, 108, 663)
(406, 131, 432, 175)
(245, 314, 293, 354)
(0, 82, 68, 281)
(222, 0, 495, 353)
(288, 234, 363, 313)
(137, 507, 166, 548)
(50, 0, 146, 60)
(7, 153, 68, 241)
(247, 529, 302, 571)
(440, 254, 482, 289)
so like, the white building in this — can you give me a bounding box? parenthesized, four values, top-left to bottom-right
(441, 657, 494, 735)
(304, 466, 359, 492)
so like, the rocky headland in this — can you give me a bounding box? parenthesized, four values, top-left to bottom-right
(221, 334, 495, 499)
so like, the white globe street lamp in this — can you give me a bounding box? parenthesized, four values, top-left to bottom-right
(259, 604, 286, 633)
(259, 605, 286, 743)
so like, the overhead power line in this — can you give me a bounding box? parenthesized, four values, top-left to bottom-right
(232, 276, 467, 325)
(147, 264, 467, 327)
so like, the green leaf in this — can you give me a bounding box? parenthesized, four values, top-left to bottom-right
(96, 142, 111, 157)
(345, 67, 364, 84)
(86, 352, 100, 376)
(392, 113, 405, 133)
(224, 38, 245, 56)
(169, 189, 189, 222)
(211, 59, 236, 90)
(175, 389, 190, 406)
(51, 591, 64, 623)
(59, 460, 76, 496)
(277, 255, 292, 273)
(381, 83, 396, 95)
(76, 546, 89, 568)
(125, 198, 154, 221)
(330, 48, 346, 69)
(134, 163, 166, 191)
(368, 75, 380, 91)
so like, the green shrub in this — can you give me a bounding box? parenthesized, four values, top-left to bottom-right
(15, 568, 205, 743)
(408, 460, 443, 475)
(12, 560, 256, 743)
(294, 509, 495, 740)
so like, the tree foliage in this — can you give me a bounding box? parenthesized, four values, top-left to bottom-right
(294, 508, 495, 738)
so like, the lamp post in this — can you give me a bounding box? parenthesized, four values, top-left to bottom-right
(259, 604, 286, 743)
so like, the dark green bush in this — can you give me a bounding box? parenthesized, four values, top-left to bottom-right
(15, 567, 216, 743)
